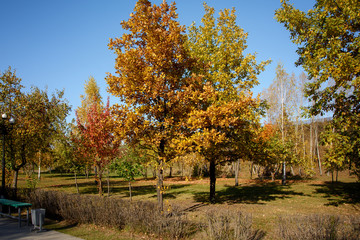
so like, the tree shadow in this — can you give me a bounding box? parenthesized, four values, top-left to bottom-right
(193, 182, 305, 204)
(312, 181, 360, 206)
(44, 219, 78, 231)
(80, 183, 191, 199)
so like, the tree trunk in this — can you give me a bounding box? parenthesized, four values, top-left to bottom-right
(157, 138, 166, 210)
(315, 124, 323, 175)
(181, 162, 184, 178)
(156, 162, 164, 210)
(143, 166, 148, 179)
(74, 171, 79, 194)
(94, 166, 98, 185)
(12, 170, 19, 190)
(107, 168, 110, 197)
(152, 167, 156, 178)
(250, 162, 254, 179)
(11, 144, 27, 194)
(290, 166, 295, 176)
(169, 166, 172, 178)
(282, 160, 286, 185)
(302, 123, 306, 164)
(97, 168, 103, 196)
(310, 121, 314, 170)
(209, 159, 216, 204)
(85, 165, 89, 179)
(234, 159, 240, 186)
(129, 181, 132, 202)
(38, 150, 41, 180)
(336, 170, 338, 182)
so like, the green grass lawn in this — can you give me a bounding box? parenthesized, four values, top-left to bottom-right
(17, 170, 360, 239)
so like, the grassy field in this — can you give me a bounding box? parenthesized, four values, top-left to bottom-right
(17, 169, 360, 239)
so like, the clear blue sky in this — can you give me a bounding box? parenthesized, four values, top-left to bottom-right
(0, 0, 315, 121)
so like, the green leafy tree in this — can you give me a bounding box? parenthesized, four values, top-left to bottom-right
(1, 67, 70, 193)
(10, 87, 70, 190)
(186, 3, 269, 203)
(276, 0, 360, 178)
(111, 149, 143, 201)
(0, 67, 23, 192)
(252, 123, 295, 181)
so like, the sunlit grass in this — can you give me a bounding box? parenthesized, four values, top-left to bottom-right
(16, 170, 360, 239)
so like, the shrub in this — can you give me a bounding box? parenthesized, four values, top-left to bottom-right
(25, 189, 196, 239)
(278, 214, 360, 240)
(203, 210, 266, 240)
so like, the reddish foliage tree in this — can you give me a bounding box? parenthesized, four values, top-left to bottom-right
(75, 98, 119, 195)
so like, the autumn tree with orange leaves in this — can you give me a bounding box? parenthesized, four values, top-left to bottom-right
(106, 0, 204, 209)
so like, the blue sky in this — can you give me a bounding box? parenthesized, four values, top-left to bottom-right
(0, 0, 315, 121)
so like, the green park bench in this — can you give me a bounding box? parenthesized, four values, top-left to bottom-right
(0, 198, 32, 228)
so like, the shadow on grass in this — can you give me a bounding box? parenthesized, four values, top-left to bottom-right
(45, 219, 78, 231)
(312, 181, 360, 206)
(80, 183, 191, 199)
(194, 182, 305, 204)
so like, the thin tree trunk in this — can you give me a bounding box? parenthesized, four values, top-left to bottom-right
(310, 121, 314, 170)
(74, 171, 79, 194)
(271, 171, 275, 181)
(181, 162, 184, 178)
(290, 166, 295, 176)
(144, 166, 148, 179)
(209, 159, 216, 203)
(234, 159, 240, 186)
(107, 168, 110, 197)
(280, 71, 286, 186)
(38, 150, 41, 180)
(302, 123, 306, 165)
(97, 168, 103, 196)
(152, 167, 156, 178)
(250, 162, 254, 179)
(169, 166, 172, 178)
(129, 181, 132, 202)
(94, 166, 98, 185)
(85, 166, 89, 179)
(315, 124, 322, 175)
(12, 170, 19, 189)
(336, 170, 338, 182)
(282, 161, 286, 185)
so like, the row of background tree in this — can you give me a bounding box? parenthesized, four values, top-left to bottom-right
(1, 0, 358, 207)
(0, 64, 341, 201)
